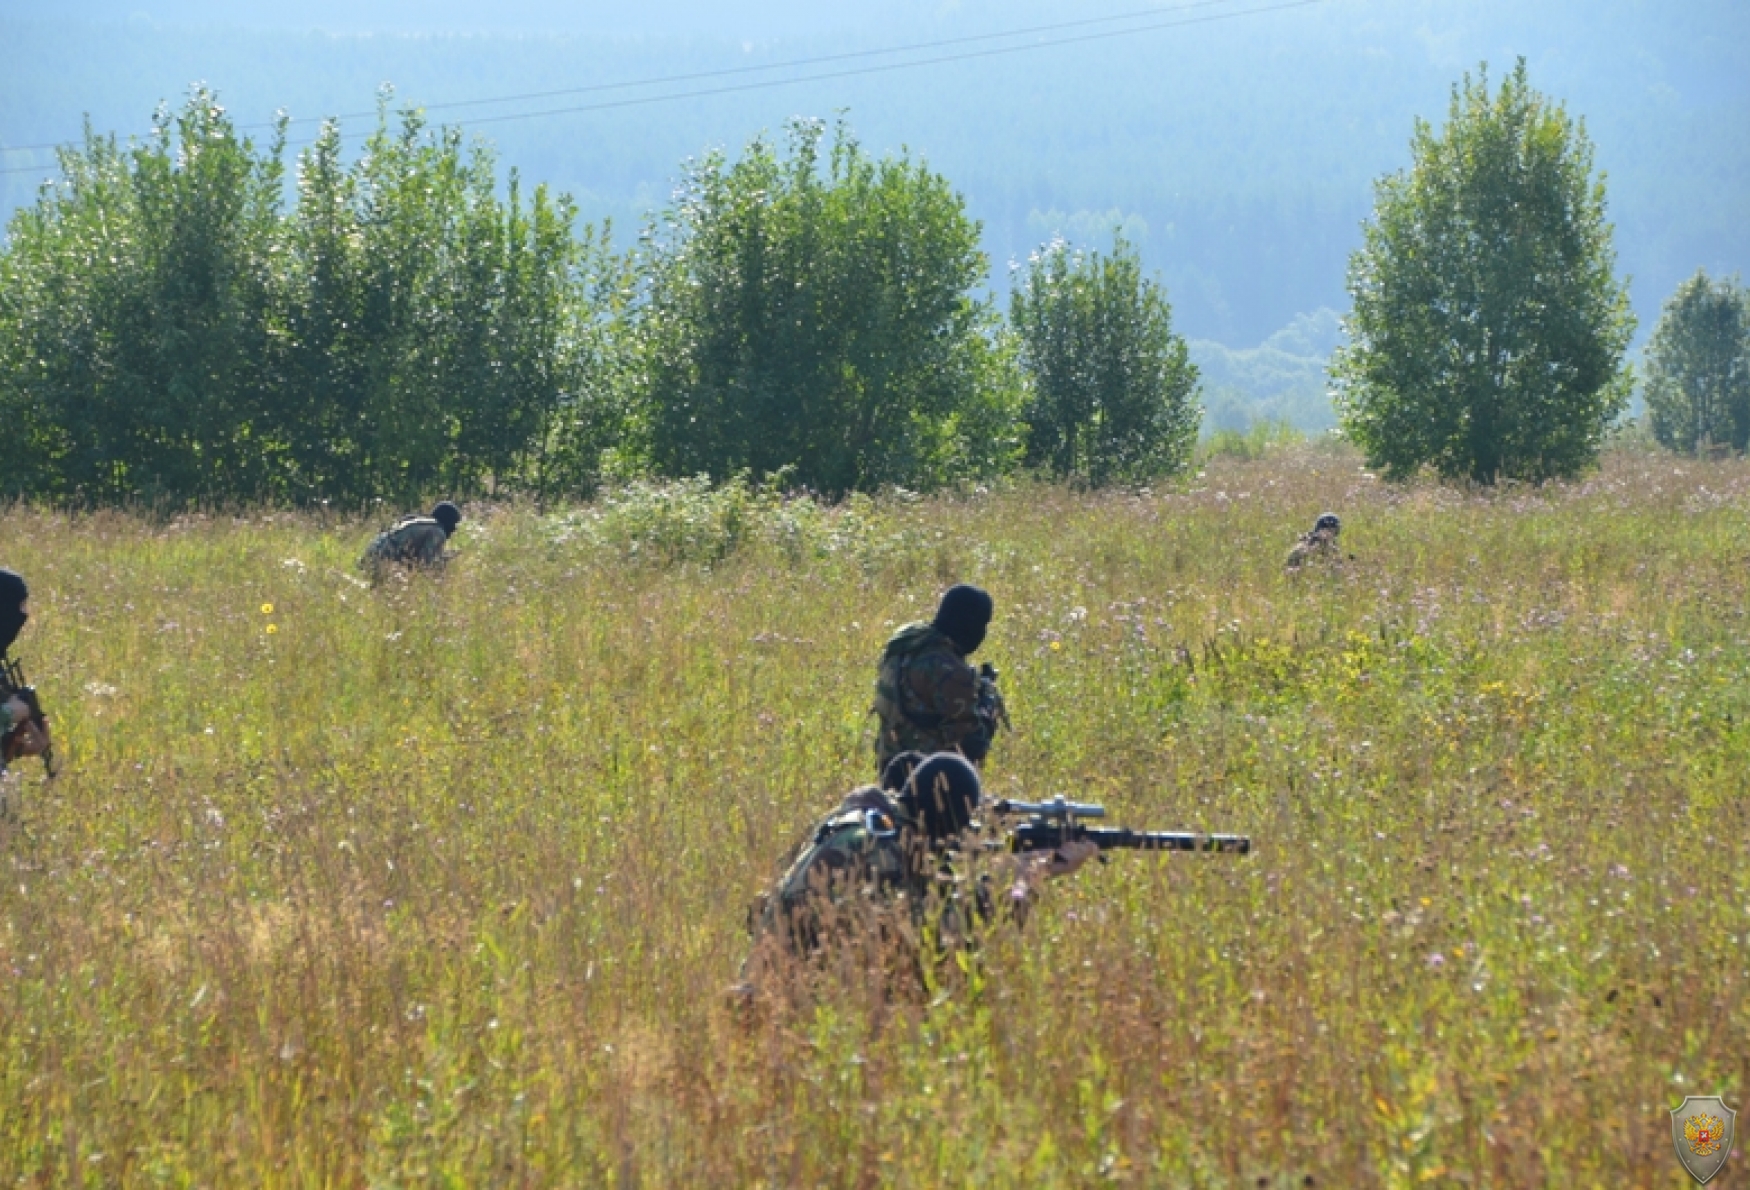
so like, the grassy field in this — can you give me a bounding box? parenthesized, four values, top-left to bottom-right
(1, 445, 1746, 1187)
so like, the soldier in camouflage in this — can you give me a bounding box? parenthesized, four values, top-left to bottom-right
(872, 584, 1006, 773)
(740, 753, 1094, 988)
(360, 502, 462, 581)
(1285, 512, 1346, 571)
(0, 569, 47, 769)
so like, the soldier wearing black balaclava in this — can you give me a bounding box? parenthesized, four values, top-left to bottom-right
(871, 584, 1005, 772)
(0, 569, 48, 765)
(0, 569, 26, 660)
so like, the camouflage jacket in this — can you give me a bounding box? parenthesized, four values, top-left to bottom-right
(872, 623, 990, 769)
(748, 786, 996, 957)
(1285, 531, 1343, 571)
(361, 516, 450, 574)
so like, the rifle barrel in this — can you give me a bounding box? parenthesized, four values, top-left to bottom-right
(1010, 823, 1250, 855)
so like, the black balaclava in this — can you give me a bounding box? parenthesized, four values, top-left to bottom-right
(880, 750, 926, 794)
(0, 569, 27, 657)
(931, 584, 993, 656)
(901, 753, 982, 840)
(431, 502, 462, 537)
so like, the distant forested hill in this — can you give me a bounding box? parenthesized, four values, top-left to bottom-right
(3, 0, 1745, 424)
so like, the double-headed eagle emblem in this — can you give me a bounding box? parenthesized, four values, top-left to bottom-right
(1685, 1111, 1725, 1157)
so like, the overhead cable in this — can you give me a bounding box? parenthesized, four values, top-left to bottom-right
(0, 0, 1325, 177)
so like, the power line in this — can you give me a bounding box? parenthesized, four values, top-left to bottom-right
(0, 0, 1247, 155)
(0, 0, 1325, 178)
(463, 0, 1325, 129)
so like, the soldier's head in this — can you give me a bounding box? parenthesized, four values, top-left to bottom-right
(880, 750, 926, 794)
(1313, 512, 1341, 539)
(900, 753, 981, 841)
(932, 584, 993, 656)
(0, 568, 27, 657)
(431, 502, 463, 537)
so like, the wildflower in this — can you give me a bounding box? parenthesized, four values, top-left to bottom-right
(1426, 952, 1445, 969)
(1050, 640, 1062, 651)
(266, 624, 278, 635)
(261, 603, 274, 615)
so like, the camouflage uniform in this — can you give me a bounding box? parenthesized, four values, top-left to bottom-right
(1284, 530, 1342, 570)
(872, 624, 992, 769)
(1286, 515, 1345, 572)
(360, 516, 451, 578)
(747, 786, 997, 960)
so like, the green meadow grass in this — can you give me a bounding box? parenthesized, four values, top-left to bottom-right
(1, 446, 1746, 1187)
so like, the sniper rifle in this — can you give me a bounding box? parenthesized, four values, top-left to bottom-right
(991, 797, 1248, 855)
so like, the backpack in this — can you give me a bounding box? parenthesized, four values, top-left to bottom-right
(749, 805, 908, 948)
(872, 622, 952, 732)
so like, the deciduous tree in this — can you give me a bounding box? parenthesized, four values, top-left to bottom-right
(631, 118, 1009, 496)
(1642, 269, 1749, 455)
(1010, 235, 1200, 486)
(1332, 61, 1635, 484)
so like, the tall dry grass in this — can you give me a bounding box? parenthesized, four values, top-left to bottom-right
(0, 445, 1746, 1187)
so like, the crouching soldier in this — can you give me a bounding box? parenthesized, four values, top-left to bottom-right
(737, 753, 1093, 997)
(1, 569, 52, 776)
(361, 501, 462, 581)
(872, 584, 1007, 774)
(1285, 512, 1347, 571)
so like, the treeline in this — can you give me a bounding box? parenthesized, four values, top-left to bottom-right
(0, 94, 1199, 507)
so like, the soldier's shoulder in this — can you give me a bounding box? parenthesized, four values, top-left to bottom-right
(882, 621, 947, 657)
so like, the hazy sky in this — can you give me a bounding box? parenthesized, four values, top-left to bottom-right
(7, 0, 937, 36)
(2, 0, 1746, 348)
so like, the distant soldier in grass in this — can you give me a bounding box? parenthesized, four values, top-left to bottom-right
(872, 584, 1007, 773)
(739, 753, 1093, 993)
(1285, 512, 1347, 572)
(360, 502, 462, 581)
(0, 569, 50, 771)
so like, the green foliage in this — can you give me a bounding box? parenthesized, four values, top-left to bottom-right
(1011, 235, 1201, 486)
(630, 118, 1008, 497)
(543, 473, 797, 568)
(1200, 417, 1304, 462)
(1643, 269, 1750, 455)
(1194, 308, 1343, 434)
(0, 93, 285, 503)
(540, 472, 944, 572)
(273, 111, 601, 506)
(0, 89, 612, 508)
(1332, 61, 1636, 485)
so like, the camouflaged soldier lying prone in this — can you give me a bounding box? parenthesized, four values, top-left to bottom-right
(1285, 512, 1349, 571)
(360, 501, 462, 581)
(872, 584, 1007, 773)
(739, 752, 1095, 988)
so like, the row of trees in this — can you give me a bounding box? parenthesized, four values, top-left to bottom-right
(4, 66, 1741, 505)
(0, 96, 1199, 507)
(0, 97, 609, 506)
